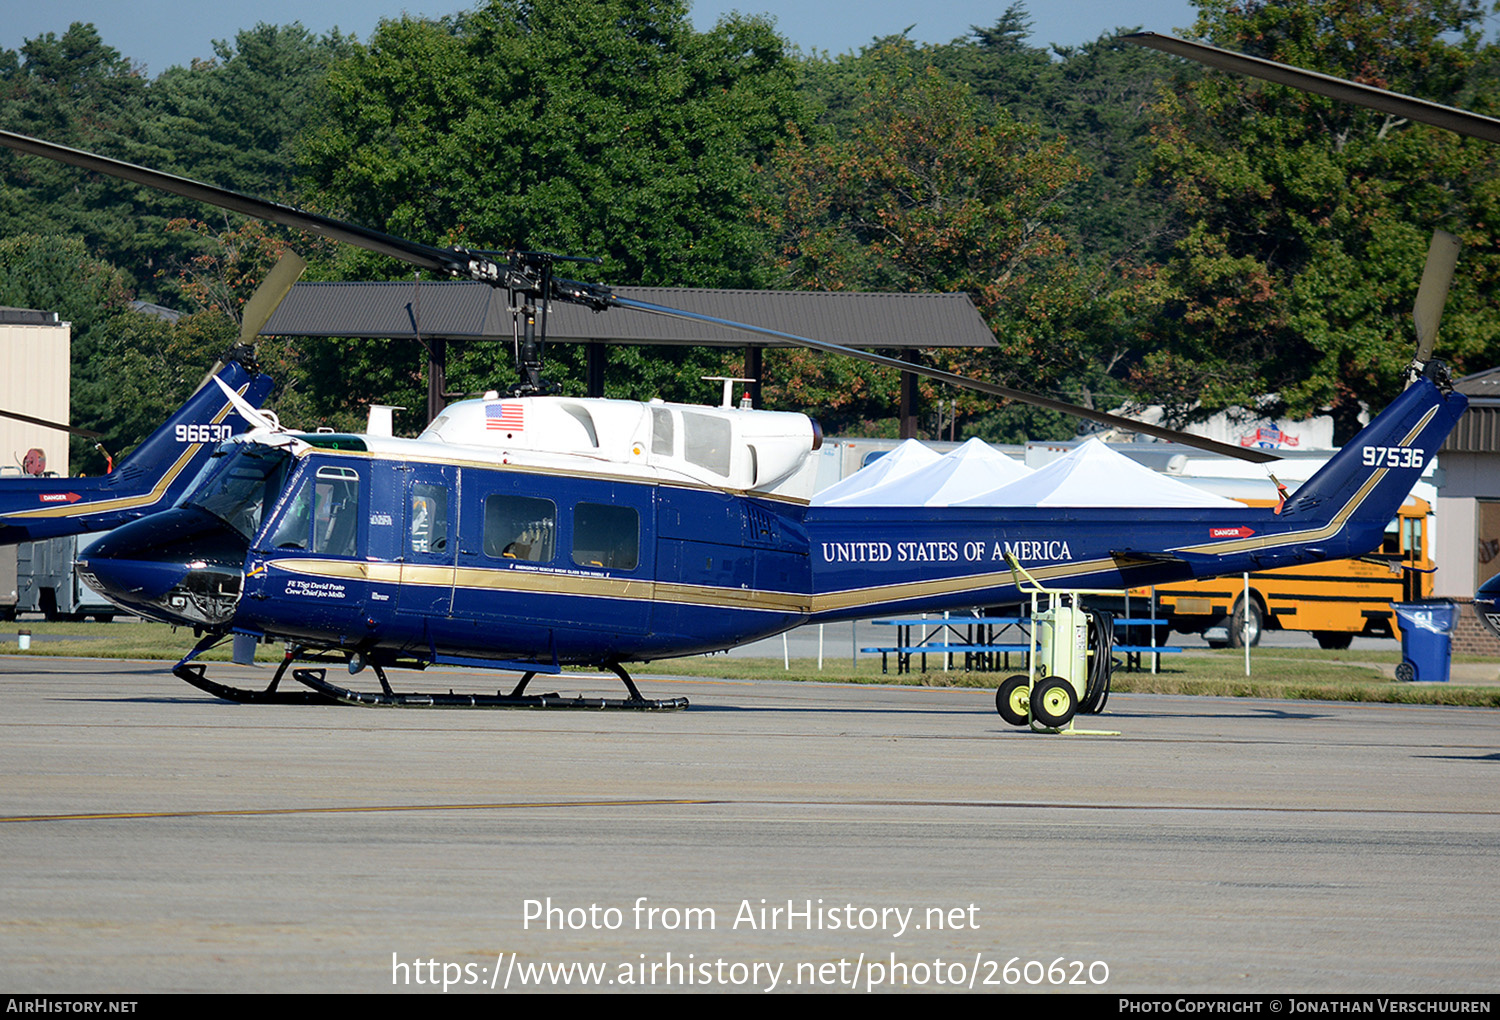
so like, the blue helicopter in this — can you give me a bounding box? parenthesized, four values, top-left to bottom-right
(0, 251, 302, 546)
(0, 126, 1468, 720)
(0, 350, 274, 546)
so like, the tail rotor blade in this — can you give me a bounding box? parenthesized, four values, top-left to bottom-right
(1413, 230, 1460, 366)
(239, 251, 308, 346)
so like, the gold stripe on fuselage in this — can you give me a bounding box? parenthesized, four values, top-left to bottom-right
(1170, 405, 1437, 558)
(265, 558, 811, 615)
(8, 386, 248, 520)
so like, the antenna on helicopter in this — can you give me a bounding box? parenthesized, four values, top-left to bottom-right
(703, 377, 756, 409)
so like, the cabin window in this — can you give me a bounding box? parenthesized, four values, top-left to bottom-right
(269, 465, 361, 557)
(409, 483, 448, 554)
(572, 502, 639, 570)
(682, 411, 731, 475)
(651, 407, 674, 456)
(484, 494, 556, 562)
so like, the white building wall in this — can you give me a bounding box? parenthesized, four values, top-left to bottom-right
(1431, 452, 1500, 597)
(0, 319, 71, 476)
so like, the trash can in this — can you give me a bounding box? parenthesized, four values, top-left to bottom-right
(1391, 601, 1457, 683)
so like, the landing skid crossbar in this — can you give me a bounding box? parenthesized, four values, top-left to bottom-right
(172, 653, 341, 705)
(293, 665, 688, 710)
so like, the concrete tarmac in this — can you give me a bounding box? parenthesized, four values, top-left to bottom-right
(1, 655, 1496, 994)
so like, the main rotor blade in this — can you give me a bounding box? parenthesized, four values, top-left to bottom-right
(605, 294, 1281, 464)
(0, 407, 101, 440)
(0, 129, 468, 276)
(1124, 33, 1500, 144)
(0, 124, 1276, 464)
(240, 251, 309, 346)
(1413, 230, 1460, 365)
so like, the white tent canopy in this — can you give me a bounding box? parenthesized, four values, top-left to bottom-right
(956, 438, 1247, 508)
(822, 437, 1033, 507)
(810, 438, 941, 506)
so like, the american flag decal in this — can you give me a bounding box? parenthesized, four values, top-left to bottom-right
(486, 402, 525, 432)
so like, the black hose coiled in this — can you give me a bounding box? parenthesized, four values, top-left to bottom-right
(1080, 610, 1113, 714)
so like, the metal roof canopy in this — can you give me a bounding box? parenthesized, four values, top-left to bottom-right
(261, 281, 997, 432)
(1443, 367, 1500, 454)
(262, 281, 995, 347)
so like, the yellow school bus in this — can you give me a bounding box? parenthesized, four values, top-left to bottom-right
(1136, 497, 1432, 649)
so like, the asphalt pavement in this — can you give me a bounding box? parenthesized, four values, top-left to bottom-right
(1, 654, 1496, 994)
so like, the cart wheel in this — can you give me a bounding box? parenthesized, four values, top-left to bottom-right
(1395, 659, 1416, 683)
(996, 674, 1031, 727)
(1031, 677, 1077, 729)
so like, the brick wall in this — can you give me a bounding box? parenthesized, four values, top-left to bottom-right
(1447, 598, 1500, 657)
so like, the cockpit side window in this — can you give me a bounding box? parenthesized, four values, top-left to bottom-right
(267, 464, 362, 557)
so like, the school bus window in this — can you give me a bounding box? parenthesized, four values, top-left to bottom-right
(484, 494, 556, 562)
(1403, 515, 1423, 557)
(1381, 518, 1400, 555)
(573, 502, 639, 570)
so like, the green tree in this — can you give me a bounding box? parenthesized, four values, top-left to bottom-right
(0, 232, 243, 472)
(288, 0, 807, 409)
(300, 0, 802, 289)
(142, 23, 356, 199)
(757, 63, 1142, 439)
(0, 25, 159, 290)
(1140, 0, 1500, 437)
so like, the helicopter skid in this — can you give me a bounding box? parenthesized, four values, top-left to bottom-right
(171, 637, 687, 709)
(291, 667, 689, 710)
(172, 658, 342, 705)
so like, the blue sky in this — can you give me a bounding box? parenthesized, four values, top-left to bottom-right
(4, 1, 1202, 76)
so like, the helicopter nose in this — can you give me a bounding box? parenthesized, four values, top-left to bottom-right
(76, 508, 249, 628)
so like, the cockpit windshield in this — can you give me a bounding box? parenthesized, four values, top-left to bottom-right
(181, 444, 295, 541)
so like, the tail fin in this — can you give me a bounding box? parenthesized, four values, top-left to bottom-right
(106, 355, 275, 502)
(1279, 371, 1465, 540)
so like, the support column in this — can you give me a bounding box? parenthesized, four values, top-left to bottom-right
(426, 336, 447, 424)
(746, 345, 763, 408)
(587, 341, 607, 398)
(899, 349, 920, 439)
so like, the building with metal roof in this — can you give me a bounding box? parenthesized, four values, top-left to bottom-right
(261, 281, 996, 432)
(1436, 368, 1500, 598)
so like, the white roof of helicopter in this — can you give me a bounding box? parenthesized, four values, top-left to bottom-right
(268, 393, 825, 500)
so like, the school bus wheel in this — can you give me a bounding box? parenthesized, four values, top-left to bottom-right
(1227, 595, 1263, 648)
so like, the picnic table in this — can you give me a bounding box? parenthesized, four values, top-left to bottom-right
(863, 616, 1032, 675)
(862, 614, 1182, 674)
